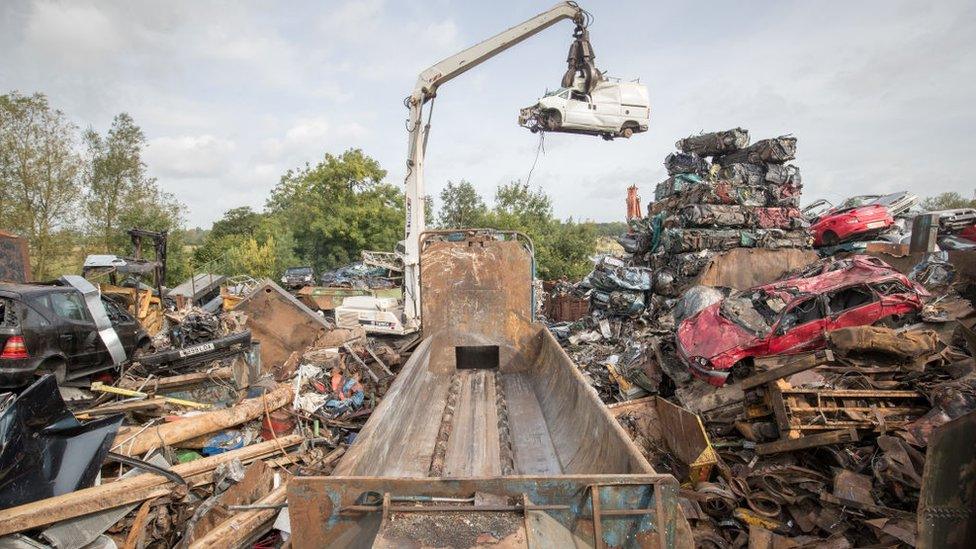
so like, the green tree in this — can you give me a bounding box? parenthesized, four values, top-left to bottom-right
(435, 179, 597, 279)
(192, 208, 297, 279)
(536, 219, 598, 280)
(81, 113, 188, 283)
(82, 113, 146, 250)
(266, 149, 402, 272)
(225, 236, 279, 279)
(922, 191, 976, 211)
(0, 92, 83, 279)
(437, 180, 487, 228)
(209, 206, 263, 240)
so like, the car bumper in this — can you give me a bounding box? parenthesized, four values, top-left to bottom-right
(0, 358, 40, 388)
(688, 360, 731, 387)
(675, 338, 731, 387)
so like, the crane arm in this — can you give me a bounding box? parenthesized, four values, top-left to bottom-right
(400, 2, 596, 331)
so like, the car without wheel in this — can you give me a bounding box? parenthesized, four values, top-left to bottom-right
(0, 282, 150, 387)
(280, 266, 315, 290)
(676, 256, 926, 386)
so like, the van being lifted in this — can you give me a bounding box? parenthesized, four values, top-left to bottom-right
(519, 79, 650, 140)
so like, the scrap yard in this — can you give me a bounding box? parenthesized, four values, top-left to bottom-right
(2, 1, 976, 548)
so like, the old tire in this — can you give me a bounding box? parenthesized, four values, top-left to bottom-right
(133, 339, 153, 359)
(822, 230, 839, 246)
(621, 126, 634, 139)
(729, 359, 754, 383)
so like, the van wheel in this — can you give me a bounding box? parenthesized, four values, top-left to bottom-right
(545, 110, 561, 130)
(39, 358, 67, 384)
(621, 126, 635, 138)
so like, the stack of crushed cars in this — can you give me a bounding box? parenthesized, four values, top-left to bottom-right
(631, 128, 810, 289)
(550, 128, 814, 402)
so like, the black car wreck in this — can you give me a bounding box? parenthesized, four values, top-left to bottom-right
(0, 279, 151, 388)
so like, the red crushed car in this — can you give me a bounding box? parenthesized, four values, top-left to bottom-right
(676, 256, 927, 386)
(808, 203, 893, 246)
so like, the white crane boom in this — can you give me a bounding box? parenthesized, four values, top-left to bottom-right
(400, 1, 596, 331)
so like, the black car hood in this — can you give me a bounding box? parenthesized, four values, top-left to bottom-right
(0, 375, 123, 510)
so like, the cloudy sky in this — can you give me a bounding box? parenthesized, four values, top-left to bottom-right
(2, 0, 974, 228)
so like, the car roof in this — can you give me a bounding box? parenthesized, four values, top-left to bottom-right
(0, 282, 70, 298)
(760, 256, 906, 296)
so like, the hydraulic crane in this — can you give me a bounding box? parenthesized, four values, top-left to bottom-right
(398, 1, 603, 332)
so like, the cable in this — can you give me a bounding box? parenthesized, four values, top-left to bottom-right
(525, 130, 546, 186)
(105, 451, 187, 486)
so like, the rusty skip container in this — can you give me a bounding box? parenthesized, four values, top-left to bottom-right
(289, 231, 692, 548)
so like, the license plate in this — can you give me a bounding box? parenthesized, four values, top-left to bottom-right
(866, 221, 886, 229)
(179, 342, 215, 357)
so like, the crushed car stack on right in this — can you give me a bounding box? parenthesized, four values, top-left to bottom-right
(548, 127, 976, 548)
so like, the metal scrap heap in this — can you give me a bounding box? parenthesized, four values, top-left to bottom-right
(628, 128, 811, 291)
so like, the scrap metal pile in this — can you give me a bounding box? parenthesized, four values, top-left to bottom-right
(542, 127, 976, 546)
(547, 128, 816, 402)
(552, 250, 976, 546)
(637, 128, 809, 281)
(662, 319, 976, 547)
(0, 280, 404, 547)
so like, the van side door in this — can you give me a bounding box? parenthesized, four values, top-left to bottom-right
(590, 84, 623, 130)
(562, 90, 599, 129)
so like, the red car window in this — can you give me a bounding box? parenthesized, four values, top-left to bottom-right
(872, 280, 911, 296)
(775, 297, 824, 334)
(826, 285, 876, 316)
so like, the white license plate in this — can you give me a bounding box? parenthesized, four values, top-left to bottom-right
(865, 220, 886, 229)
(179, 342, 215, 357)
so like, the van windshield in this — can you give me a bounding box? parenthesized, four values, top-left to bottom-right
(544, 87, 570, 97)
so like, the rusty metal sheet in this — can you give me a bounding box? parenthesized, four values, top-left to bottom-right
(917, 410, 976, 549)
(419, 231, 536, 373)
(234, 280, 363, 372)
(287, 475, 688, 549)
(693, 248, 818, 289)
(0, 230, 30, 283)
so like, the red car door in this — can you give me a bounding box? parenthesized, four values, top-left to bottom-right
(826, 284, 881, 331)
(766, 296, 828, 355)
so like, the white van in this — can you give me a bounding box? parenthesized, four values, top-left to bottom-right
(519, 80, 650, 139)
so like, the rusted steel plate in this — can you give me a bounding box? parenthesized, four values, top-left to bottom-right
(287, 475, 686, 548)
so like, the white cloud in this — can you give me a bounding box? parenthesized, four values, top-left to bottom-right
(25, 1, 121, 65)
(262, 117, 369, 163)
(4, 0, 976, 228)
(145, 135, 236, 178)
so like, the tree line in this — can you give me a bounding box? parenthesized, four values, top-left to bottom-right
(0, 91, 186, 281)
(1, 91, 602, 285)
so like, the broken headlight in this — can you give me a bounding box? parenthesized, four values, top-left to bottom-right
(691, 356, 712, 369)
